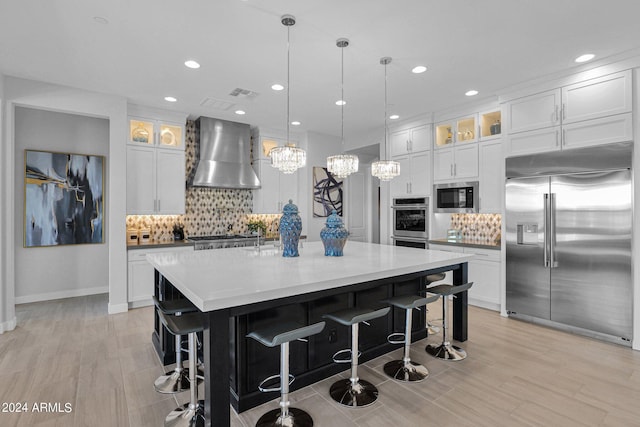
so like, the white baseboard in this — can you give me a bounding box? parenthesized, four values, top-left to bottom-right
(128, 299, 153, 309)
(15, 286, 108, 305)
(0, 317, 17, 334)
(108, 302, 129, 314)
(468, 297, 500, 312)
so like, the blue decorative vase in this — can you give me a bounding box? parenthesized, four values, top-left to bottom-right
(320, 210, 348, 256)
(280, 199, 302, 257)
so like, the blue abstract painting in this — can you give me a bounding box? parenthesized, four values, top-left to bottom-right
(24, 150, 104, 247)
(313, 166, 343, 218)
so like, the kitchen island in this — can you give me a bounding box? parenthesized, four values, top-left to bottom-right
(146, 241, 474, 427)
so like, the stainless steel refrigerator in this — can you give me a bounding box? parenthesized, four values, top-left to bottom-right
(505, 142, 632, 345)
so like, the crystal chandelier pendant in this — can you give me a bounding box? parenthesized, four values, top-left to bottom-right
(371, 160, 400, 181)
(272, 14, 306, 174)
(326, 38, 358, 178)
(372, 56, 400, 181)
(270, 144, 306, 174)
(327, 154, 359, 179)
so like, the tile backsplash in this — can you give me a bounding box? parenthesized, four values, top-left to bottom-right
(449, 213, 501, 243)
(126, 120, 278, 242)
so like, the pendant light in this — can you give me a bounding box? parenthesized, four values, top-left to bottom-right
(270, 14, 306, 174)
(327, 38, 359, 179)
(371, 57, 400, 181)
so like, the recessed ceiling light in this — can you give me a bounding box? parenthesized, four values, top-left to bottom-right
(389, 114, 400, 120)
(271, 84, 284, 91)
(465, 90, 479, 97)
(164, 96, 177, 102)
(291, 121, 301, 126)
(93, 16, 109, 25)
(575, 53, 595, 63)
(184, 60, 200, 69)
(412, 66, 427, 74)
(335, 100, 346, 106)
(235, 110, 246, 115)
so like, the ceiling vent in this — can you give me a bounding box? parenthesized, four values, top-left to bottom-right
(229, 88, 259, 100)
(199, 97, 235, 111)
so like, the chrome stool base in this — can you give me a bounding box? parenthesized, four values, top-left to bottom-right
(329, 379, 378, 407)
(425, 342, 467, 361)
(165, 401, 204, 427)
(383, 360, 429, 382)
(256, 407, 314, 427)
(154, 369, 191, 394)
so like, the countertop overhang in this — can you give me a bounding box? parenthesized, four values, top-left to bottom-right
(429, 238, 501, 250)
(146, 241, 474, 312)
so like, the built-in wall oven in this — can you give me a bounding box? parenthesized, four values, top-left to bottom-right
(391, 197, 429, 249)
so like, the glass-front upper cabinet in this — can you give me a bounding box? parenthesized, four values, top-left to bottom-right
(159, 123, 183, 148)
(130, 120, 154, 145)
(479, 109, 502, 140)
(128, 118, 184, 150)
(435, 121, 454, 148)
(435, 114, 478, 148)
(455, 115, 477, 144)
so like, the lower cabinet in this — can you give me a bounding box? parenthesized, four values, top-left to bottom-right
(127, 246, 193, 308)
(428, 244, 501, 311)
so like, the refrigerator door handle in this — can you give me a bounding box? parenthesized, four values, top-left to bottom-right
(550, 193, 557, 268)
(543, 193, 549, 268)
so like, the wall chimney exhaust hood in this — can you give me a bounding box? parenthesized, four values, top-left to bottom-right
(190, 117, 261, 189)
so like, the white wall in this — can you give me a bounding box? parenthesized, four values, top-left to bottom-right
(0, 74, 17, 333)
(303, 131, 342, 242)
(14, 107, 109, 302)
(2, 77, 128, 320)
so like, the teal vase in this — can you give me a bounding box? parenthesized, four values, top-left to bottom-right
(320, 210, 348, 256)
(280, 199, 302, 257)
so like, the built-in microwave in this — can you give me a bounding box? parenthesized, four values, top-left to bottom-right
(434, 181, 479, 213)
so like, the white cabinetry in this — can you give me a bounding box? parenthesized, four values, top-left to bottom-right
(433, 144, 478, 182)
(251, 129, 301, 213)
(126, 106, 187, 215)
(390, 151, 431, 197)
(428, 244, 501, 311)
(478, 141, 503, 213)
(127, 246, 193, 307)
(505, 70, 632, 157)
(126, 146, 185, 214)
(434, 115, 479, 182)
(253, 158, 299, 214)
(390, 124, 432, 157)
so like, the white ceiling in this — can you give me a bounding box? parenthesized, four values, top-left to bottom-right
(2, 0, 640, 145)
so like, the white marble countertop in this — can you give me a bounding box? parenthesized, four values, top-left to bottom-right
(146, 241, 475, 312)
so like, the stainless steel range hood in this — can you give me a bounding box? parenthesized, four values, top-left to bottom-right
(190, 117, 260, 189)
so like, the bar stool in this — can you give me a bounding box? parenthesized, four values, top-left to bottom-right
(425, 282, 474, 361)
(382, 294, 440, 382)
(247, 321, 326, 427)
(158, 310, 206, 427)
(322, 306, 390, 407)
(152, 296, 200, 394)
(425, 273, 446, 335)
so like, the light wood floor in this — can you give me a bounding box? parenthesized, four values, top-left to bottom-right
(1, 294, 639, 427)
